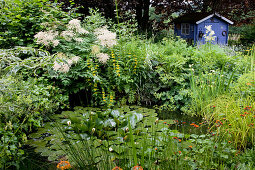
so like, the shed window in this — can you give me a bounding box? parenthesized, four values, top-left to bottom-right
(181, 23, 190, 35)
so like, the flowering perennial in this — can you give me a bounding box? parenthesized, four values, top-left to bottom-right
(56, 161, 71, 170)
(53, 53, 81, 73)
(61, 30, 75, 42)
(34, 30, 59, 47)
(96, 53, 110, 64)
(67, 19, 89, 34)
(94, 26, 117, 48)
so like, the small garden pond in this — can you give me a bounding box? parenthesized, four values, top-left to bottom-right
(24, 105, 210, 169)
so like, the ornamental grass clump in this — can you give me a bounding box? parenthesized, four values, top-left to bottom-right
(207, 95, 255, 149)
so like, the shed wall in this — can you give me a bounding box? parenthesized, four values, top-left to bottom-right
(174, 15, 229, 45)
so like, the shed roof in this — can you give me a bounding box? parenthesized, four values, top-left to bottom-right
(173, 12, 233, 25)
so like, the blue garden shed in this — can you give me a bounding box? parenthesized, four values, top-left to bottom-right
(173, 12, 234, 45)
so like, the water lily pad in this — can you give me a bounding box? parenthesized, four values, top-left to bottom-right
(111, 110, 120, 118)
(74, 106, 87, 110)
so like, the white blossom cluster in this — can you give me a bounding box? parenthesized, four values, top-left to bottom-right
(94, 26, 117, 48)
(60, 19, 89, 42)
(53, 53, 81, 73)
(91, 45, 100, 54)
(96, 53, 110, 64)
(203, 25, 216, 42)
(67, 19, 89, 34)
(34, 30, 59, 47)
(60, 30, 75, 42)
(35, 19, 89, 46)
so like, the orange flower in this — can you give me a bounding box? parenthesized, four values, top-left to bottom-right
(190, 123, 195, 126)
(155, 148, 158, 151)
(178, 151, 181, 154)
(57, 161, 71, 170)
(112, 166, 123, 170)
(173, 137, 178, 139)
(178, 139, 182, 142)
(194, 124, 199, 128)
(182, 122, 186, 124)
(228, 141, 231, 143)
(189, 146, 192, 148)
(163, 122, 167, 124)
(132, 165, 143, 170)
(246, 82, 252, 86)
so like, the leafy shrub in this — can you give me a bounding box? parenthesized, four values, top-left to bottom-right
(231, 71, 255, 98)
(27, 106, 252, 169)
(0, 76, 68, 169)
(240, 23, 255, 45)
(0, 0, 76, 48)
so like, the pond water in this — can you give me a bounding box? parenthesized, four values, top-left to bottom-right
(158, 110, 209, 135)
(23, 105, 209, 169)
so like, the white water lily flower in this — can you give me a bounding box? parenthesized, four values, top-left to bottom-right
(92, 128, 95, 133)
(67, 121, 71, 126)
(155, 118, 159, 124)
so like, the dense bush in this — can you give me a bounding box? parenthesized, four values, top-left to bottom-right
(240, 23, 255, 45)
(0, 0, 77, 48)
(1, 2, 255, 169)
(0, 76, 68, 169)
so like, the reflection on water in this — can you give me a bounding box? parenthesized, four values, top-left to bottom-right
(158, 110, 209, 135)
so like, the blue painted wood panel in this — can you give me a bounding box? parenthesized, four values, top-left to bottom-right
(174, 16, 229, 45)
(174, 23, 195, 39)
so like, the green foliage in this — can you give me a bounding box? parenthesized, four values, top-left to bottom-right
(240, 23, 255, 45)
(206, 95, 255, 149)
(27, 106, 171, 168)
(27, 106, 255, 169)
(0, 0, 76, 48)
(231, 71, 255, 98)
(190, 68, 235, 115)
(0, 76, 68, 169)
